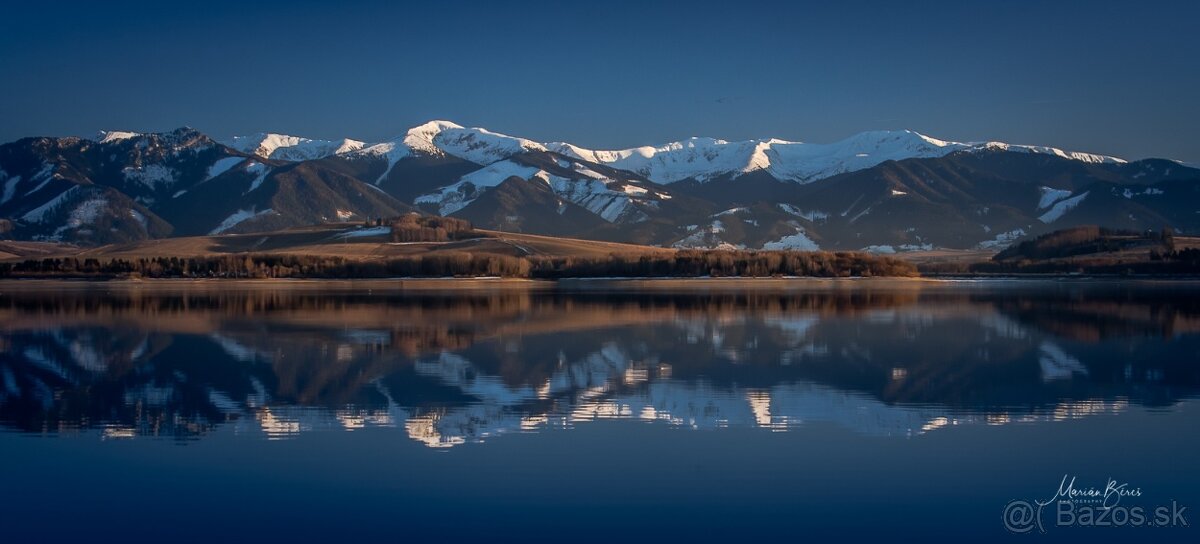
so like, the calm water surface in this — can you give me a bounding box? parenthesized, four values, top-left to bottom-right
(1, 279, 1197, 542)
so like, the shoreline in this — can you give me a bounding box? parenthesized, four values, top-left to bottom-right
(3, 275, 1200, 293)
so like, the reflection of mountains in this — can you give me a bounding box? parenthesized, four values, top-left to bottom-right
(1, 287, 1197, 445)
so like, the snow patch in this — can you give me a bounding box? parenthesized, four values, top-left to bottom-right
(1, 173, 20, 204)
(545, 175, 642, 223)
(1116, 187, 1165, 199)
(777, 203, 828, 222)
(977, 228, 1026, 250)
(334, 226, 391, 239)
(209, 208, 274, 235)
(205, 157, 244, 181)
(1037, 187, 1072, 209)
(762, 228, 819, 250)
(713, 207, 748, 217)
(416, 160, 541, 215)
(129, 208, 147, 228)
(245, 161, 270, 193)
(21, 186, 79, 223)
(1038, 192, 1088, 223)
(23, 163, 57, 196)
(59, 195, 108, 232)
(123, 164, 176, 187)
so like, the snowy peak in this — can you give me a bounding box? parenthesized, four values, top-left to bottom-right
(225, 121, 1126, 186)
(347, 121, 549, 186)
(976, 141, 1124, 164)
(354, 119, 546, 165)
(549, 128, 1126, 185)
(222, 133, 365, 161)
(430, 123, 547, 165)
(548, 136, 791, 184)
(548, 130, 951, 185)
(763, 129, 969, 183)
(400, 120, 464, 155)
(352, 120, 465, 162)
(96, 130, 141, 144)
(90, 127, 216, 158)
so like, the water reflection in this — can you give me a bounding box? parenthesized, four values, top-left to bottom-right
(1, 282, 1197, 447)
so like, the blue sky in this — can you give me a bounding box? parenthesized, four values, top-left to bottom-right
(2, 0, 1197, 162)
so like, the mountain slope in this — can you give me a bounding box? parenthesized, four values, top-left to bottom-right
(0, 128, 410, 241)
(2, 121, 1196, 252)
(0, 129, 246, 243)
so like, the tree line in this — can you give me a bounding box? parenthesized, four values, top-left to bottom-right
(384, 214, 477, 243)
(993, 226, 1177, 261)
(0, 249, 917, 279)
(921, 225, 1200, 275)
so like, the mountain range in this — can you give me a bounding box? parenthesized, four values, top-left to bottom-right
(1, 121, 1197, 251)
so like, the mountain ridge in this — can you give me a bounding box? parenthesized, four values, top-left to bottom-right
(210, 121, 1131, 184)
(1, 121, 1196, 252)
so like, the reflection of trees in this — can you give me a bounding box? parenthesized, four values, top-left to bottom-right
(0, 285, 1197, 441)
(985, 291, 1200, 342)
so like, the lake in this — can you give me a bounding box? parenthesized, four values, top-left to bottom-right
(1, 279, 1197, 542)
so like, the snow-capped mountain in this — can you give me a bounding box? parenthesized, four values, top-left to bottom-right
(317, 121, 1127, 185)
(353, 120, 546, 163)
(0, 121, 1195, 249)
(0, 127, 408, 242)
(222, 133, 366, 161)
(550, 130, 1125, 185)
(344, 120, 548, 185)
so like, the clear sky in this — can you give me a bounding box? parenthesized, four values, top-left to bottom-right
(2, 0, 1197, 162)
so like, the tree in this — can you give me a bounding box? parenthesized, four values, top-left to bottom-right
(1162, 226, 1177, 253)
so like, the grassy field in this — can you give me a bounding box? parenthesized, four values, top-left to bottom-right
(12, 222, 1194, 277)
(0, 241, 70, 261)
(897, 236, 1200, 269)
(0, 223, 675, 262)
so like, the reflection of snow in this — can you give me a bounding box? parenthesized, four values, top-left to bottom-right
(1038, 341, 1088, 381)
(68, 339, 108, 373)
(763, 315, 819, 342)
(1, 309, 1151, 448)
(390, 341, 1127, 448)
(256, 407, 303, 440)
(123, 383, 174, 406)
(339, 329, 391, 345)
(980, 313, 1028, 340)
(211, 334, 258, 362)
(416, 352, 537, 405)
(22, 347, 72, 381)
